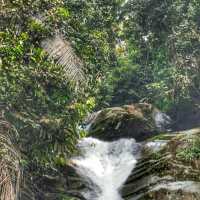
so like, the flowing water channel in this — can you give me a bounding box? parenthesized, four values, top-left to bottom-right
(71, 137, 141, 200)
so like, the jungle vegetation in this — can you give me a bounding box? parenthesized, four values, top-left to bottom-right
(0, 0, 200, 199)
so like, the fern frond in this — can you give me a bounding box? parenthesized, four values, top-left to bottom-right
(42, 35, 86, 87)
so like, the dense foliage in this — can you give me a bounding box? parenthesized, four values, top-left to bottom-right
(0, 0, 200, 199)
(0, 0, 119, 166)
(100, 0, 200, 120)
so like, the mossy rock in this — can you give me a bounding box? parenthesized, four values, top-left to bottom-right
(121, 128, 200, 200)
(86, 103, 171, 141)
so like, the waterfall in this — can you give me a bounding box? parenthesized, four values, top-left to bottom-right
(70, 137, 141, 200)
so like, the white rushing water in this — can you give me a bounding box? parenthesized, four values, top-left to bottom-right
(71, 137, 141, 200)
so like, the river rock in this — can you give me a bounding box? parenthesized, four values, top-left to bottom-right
(121, 128, 200, 200)
(84, 103, 171, 141)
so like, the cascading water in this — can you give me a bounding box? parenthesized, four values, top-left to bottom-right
(70, 137, 141, 200)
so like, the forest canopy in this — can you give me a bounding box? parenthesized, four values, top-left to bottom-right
(0, 0, 200, 199)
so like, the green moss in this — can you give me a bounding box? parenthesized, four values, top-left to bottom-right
(176, 137, 200, 161)
(61, 196, 76, 200)
(149, 133, 176, 141)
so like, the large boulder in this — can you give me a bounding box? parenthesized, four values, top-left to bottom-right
(122, 128, 200, 200)
(84, 103, 171, 141)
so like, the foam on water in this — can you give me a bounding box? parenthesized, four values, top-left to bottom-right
(71, 137, 141, 200)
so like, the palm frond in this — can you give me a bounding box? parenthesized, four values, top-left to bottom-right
(42, 35, 86, 87)
(0, 120, 21, 200)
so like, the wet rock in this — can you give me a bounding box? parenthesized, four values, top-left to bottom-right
(121, 128, 200, 200)
(85, 103, 171, 141)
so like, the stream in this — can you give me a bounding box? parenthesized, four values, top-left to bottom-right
(70, 137, 141, 200)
